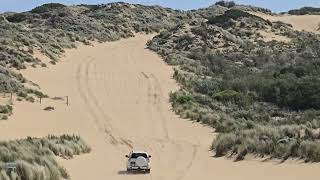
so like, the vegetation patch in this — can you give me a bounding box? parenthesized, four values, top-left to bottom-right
(288, 7, 320, 15)
(215, 1, 236, 8)
(148, 2, 320, 162)
(0, 135, 90, 180)
(30, 3, 67, 14)
(0, 105, 12, 120)
(208, 9, 271, 26)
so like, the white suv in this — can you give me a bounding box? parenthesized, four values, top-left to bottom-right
(125, 150, 151, 173)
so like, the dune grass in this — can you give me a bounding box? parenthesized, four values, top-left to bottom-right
(0, 135, 91, 180)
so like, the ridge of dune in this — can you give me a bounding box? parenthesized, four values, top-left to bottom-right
(250, 11, 320, 33)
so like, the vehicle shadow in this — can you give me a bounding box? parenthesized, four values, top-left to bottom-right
(118, 170, 129, 175)
(118, 170, 149, 175)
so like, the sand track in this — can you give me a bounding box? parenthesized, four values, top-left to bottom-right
(0, 34, 319, 180)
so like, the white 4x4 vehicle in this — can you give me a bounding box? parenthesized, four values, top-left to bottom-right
(125, 150, 151, 173)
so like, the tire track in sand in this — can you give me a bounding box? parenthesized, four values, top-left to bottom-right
(76, 58, 118, 145)
(76, 38, 199, 180)
(87, 58, 133, 149)
(140, 72, 169, 140)
(141, 71, 199, 180)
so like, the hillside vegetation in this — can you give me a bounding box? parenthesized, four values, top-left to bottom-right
(288, 7, 320, 15)
(0, 135, 90, 180)
(0, 2, 190, 116)
(148, 3, 320, 162)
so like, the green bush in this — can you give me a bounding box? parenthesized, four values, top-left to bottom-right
(262, 77, 320, 110)
(212, 90, 253, 107)
(215, 1, 236, 8)
(288, 7, 320, 15)
(6, 13, 30, 23)
(0, 105, 12, 114)
(170, 92, 193, 105)
(208, 9, 270, 26)
(31, 3, 67, 14)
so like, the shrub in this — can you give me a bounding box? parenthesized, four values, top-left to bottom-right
(6, 13, 29, 23)
(208, 9, 269, 26)
(175, 35, 193, 49)
(170, 92, 193, 105)
(41, 63, 47, 67)
(215, 1, 236, 8)
(31, 3, 67, 14)
(0, 105, 12, 114)
(17, 91, 27, 98)
(1, 115, 8, 120)
(212, 90, 253, 107)
(26, 96, 35, 103)
(288, 7, 320, 15)
(262, 77, 320, 110)
(212, 133, 237, 157)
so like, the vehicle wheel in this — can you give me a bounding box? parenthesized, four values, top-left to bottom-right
(146, 169, 150, 174)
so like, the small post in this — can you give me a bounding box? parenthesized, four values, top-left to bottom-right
(66, 96, 69, 106)
(10, 93, 12, 103)
(40, 97, 42, 104)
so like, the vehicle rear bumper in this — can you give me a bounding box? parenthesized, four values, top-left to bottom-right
(127, 166, 150, 171)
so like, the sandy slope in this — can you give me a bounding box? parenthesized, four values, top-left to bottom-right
(0, 34, 319, 180)
(251, 12, 320, 33)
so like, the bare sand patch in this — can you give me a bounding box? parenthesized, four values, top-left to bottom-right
(251, 12, 320, 33)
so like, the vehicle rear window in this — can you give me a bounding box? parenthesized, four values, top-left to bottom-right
(131, 153, 148, 158)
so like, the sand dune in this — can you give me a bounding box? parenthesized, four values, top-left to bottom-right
(0, 34, 319, 180)
(251, 12, 320, 33)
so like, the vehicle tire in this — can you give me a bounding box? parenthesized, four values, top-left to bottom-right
(146, 169, 150, 174)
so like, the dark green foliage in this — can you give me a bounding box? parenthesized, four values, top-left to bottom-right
(170, 92, 193, 105)
(215, 1, 236, 8)
(31, 3, 67, 14)
(0, 105, 12, 114)
(208, 9, 271, 26)
(288, 7, 320, 15)
(213, 90, 253, 107)
(262, 77, 320, 110)
(175, 35, 194, 50)
(5, 13, 30, 23)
